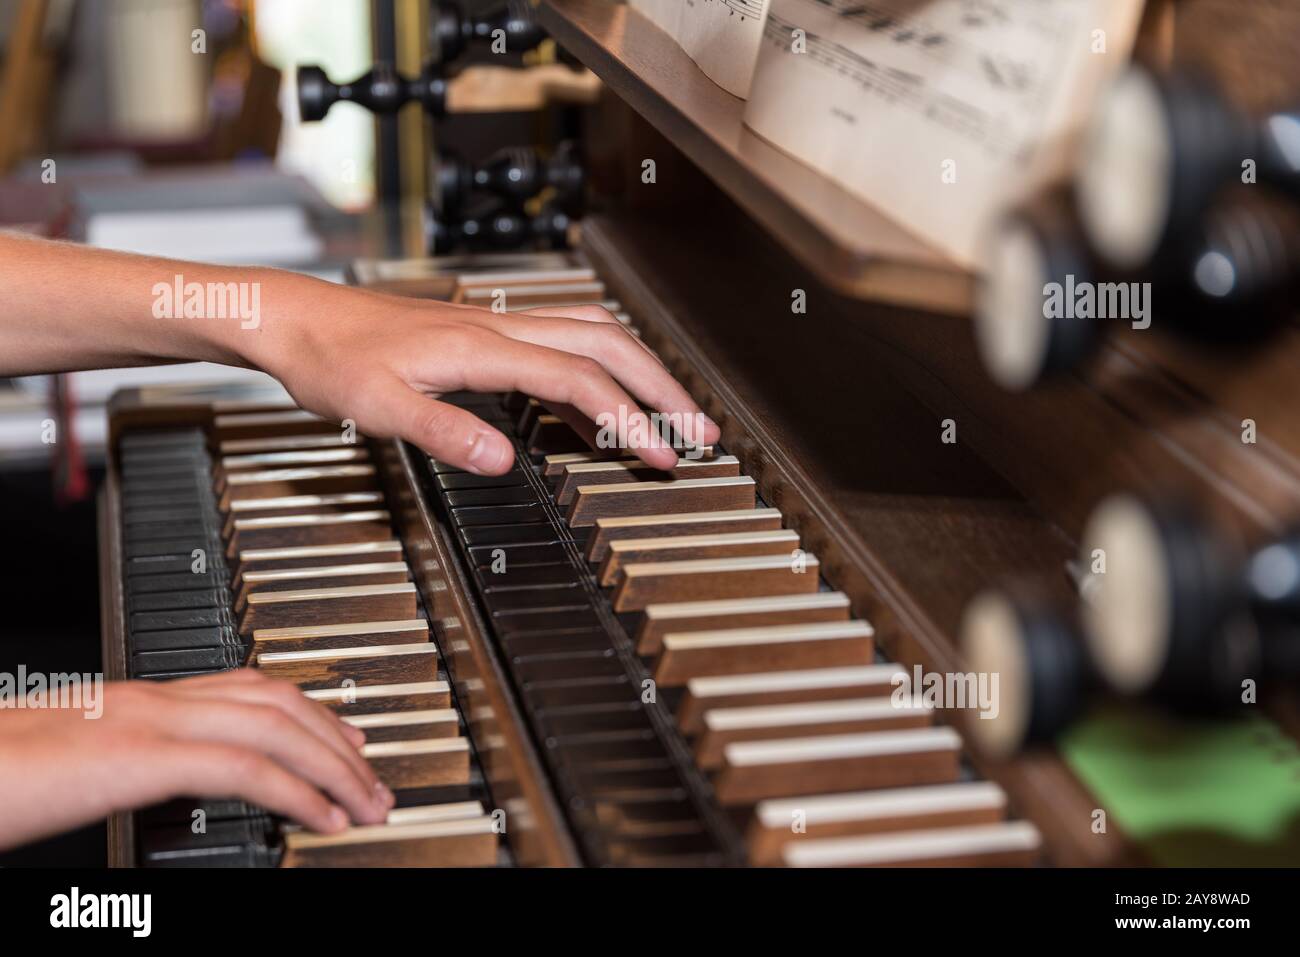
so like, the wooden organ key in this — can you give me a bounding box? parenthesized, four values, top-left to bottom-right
(256, 641, 439, 688)
(635, 592, 852, 656)
(234, 561, 410, 606)
(781, 822, 1042, 868)
(553, 454, 740, 505)
(248, 618, 430, 657)
(597, 528, 801, 586)
(584, 506, 777, 563)
(676, 664, 909, 734)
(343, 708, 461, 743)
(305, 680, 452, 715)
(566, 476, 757, 526)
(745, 782, 1010, 865)
(238, 581, 419, 633)
(222, 492, 385, 534)
(281, 816, 499, 868)
(694, 696, 935, 769)
(654, 621, 874, 685)
(712, 728, 964, 805)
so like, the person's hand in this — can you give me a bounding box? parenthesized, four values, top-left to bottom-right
(0, 669, 392, 851)
(255, 286, 721, 475)
(0, 235, 721, 475)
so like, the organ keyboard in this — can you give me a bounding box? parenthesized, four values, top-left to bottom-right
(99, 252, 1050, 868)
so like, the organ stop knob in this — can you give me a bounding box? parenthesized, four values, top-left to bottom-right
(1077, 64, 1300, 272)
(429, 0, 548, 63)
(975, 191, 1300, 391)
(1077, 494, 1298, 709)
(296, 62, 449, 122)
(960, 586, 1094, 759)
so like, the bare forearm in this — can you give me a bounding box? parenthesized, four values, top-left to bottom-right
(0, 231, 323, 377)
(0, 231, 719, 474)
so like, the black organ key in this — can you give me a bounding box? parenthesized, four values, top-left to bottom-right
(492, 608, 603, 636)
(477, 563, 582, 591)
(469, 541, 569, 567)
(129, 625, 241, 653)
(444, 486, 538, 508)
(140, 818, 277, 868)
(460, 522, 560, 547)
(131, 645, 244, 676)
(500, 628, 613, 657)
(436, 469, 528, 490)
(487, 586, 590, 615)
(451, 503, 547, 526)
(128, 588, 230, 614)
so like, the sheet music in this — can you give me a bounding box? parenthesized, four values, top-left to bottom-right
(742, 0, 1146, 267)
(631, 0, 771, 98)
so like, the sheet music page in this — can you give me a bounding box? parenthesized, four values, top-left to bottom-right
(631, 0, 771, 99)
(742, 0, 1146, 267)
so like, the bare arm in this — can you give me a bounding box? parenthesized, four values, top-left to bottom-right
(0, 232, 719, 472)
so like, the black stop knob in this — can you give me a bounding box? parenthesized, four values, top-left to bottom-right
(296, 62, 447, 122)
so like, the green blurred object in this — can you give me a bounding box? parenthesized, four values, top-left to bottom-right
(1060, 707, 1300, 866)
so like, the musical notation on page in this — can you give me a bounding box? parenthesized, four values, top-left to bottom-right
(631, 0, 773, 98)
(743, 0, 1145, 268)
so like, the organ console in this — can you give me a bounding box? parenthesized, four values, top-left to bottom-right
(92, 0, 1300, 869)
